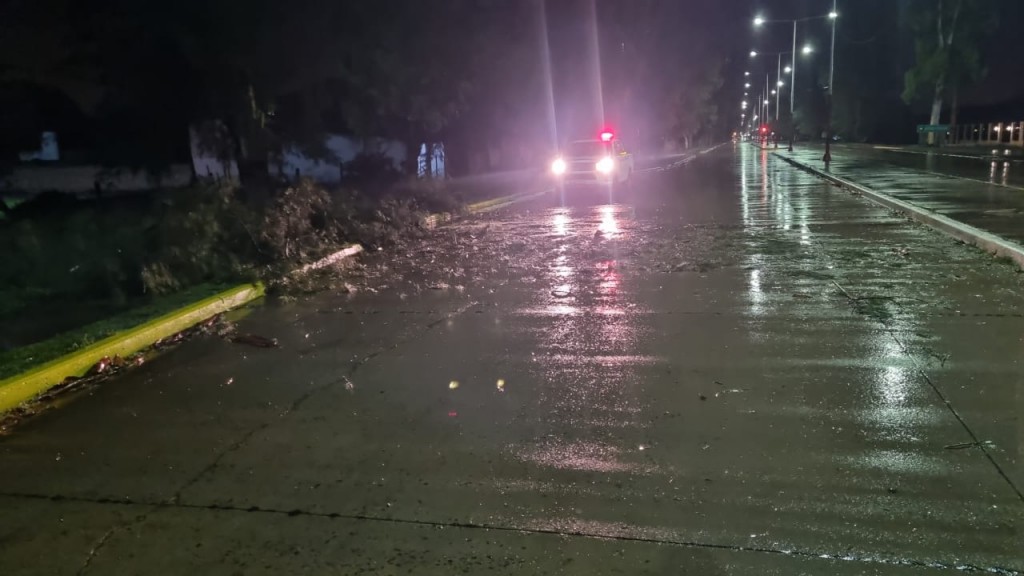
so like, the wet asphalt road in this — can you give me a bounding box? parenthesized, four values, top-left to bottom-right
(2, 144, 1023, 575)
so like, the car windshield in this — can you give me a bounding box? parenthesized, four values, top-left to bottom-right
(567, 141, 609, 157)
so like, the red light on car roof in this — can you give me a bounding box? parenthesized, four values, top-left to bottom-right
(600, 131, 614, 142)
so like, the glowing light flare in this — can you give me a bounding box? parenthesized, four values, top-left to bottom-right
(600, 131, 615, 142)
(595, 157, 615, 174)
(551, 158, 567, 175)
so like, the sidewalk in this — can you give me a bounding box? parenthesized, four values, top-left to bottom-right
(773, 143, 1024, 248)
(857, 143, 1024, 162)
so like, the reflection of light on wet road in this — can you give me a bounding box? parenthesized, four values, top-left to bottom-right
(553, 254, 572, 278)
(596, 261, 618, 295)
(841, 450, 947, 476)
(761, 149, 769, 202)
(988, 161, 1011, 186)
(516, 439, 656, 474)
(553, 211, 569, 235)
(874, 336, 912, 406)
(543, 303, 577, 316)
(741, 165, 751, 225)
(747, 267, 766, 316)
(855, 334, 946, 444)
(598, 205, 619, 237)
(518, 201, 651, 487)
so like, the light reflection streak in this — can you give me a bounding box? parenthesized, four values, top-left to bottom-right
(517, 204, 650, 481)
(553, 212, 569, 235)
(748, 267, 766, 316)
(599, 206, 619, 237)
(741, 147, 751, 225)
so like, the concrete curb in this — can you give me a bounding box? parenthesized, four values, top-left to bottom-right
(0, 283, 265, 413)
(774, 152, 1024, 269)
(467, 190, 549, 213)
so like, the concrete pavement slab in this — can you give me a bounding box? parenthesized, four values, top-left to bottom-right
(76, 503, 960, 575)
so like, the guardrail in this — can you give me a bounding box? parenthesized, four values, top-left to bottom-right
(950, 121, 1024, 147)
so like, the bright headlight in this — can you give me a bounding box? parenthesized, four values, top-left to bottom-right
(551, 158, 567, 175)
(596, 157, 614, 174)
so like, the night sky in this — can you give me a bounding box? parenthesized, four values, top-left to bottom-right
(543, 0, 1023, 143)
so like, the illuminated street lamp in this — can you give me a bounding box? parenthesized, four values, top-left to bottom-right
(802, 44, 813, 54)
(750, 49, 808, 122)
(754, 9, 839, 151)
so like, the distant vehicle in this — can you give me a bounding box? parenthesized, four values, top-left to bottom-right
(550, 131, 634, 189)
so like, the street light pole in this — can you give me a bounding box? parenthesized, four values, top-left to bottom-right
(823, 0, 838, 163)
(765, 72, 770, 126)
(756, 12, 835, 152)
(788, 19, 796, 151)
(775, 54, 781, 121)
(758, 90, 763, 140)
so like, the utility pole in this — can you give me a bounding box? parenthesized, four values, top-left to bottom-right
(775, 54, 782, 121)
(823, 0, 837, 163)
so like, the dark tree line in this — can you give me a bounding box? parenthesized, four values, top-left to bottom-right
(782, 0, 1005, 144)
(2, 0, 752, 177)
(0, 0, 546, 177)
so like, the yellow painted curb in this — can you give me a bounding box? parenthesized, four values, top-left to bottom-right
(466, 190, 549, 214)
(0, 282, 265, 413)
(422, 187, 551, 229)
(466, 195, 517, 212)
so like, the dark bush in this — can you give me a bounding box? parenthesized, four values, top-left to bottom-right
(259, 179, 340, 268)
(142, 183, 259, 294)
(1, 173, 463, 316)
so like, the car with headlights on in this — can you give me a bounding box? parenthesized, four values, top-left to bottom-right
(550, 131, 634, 190)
